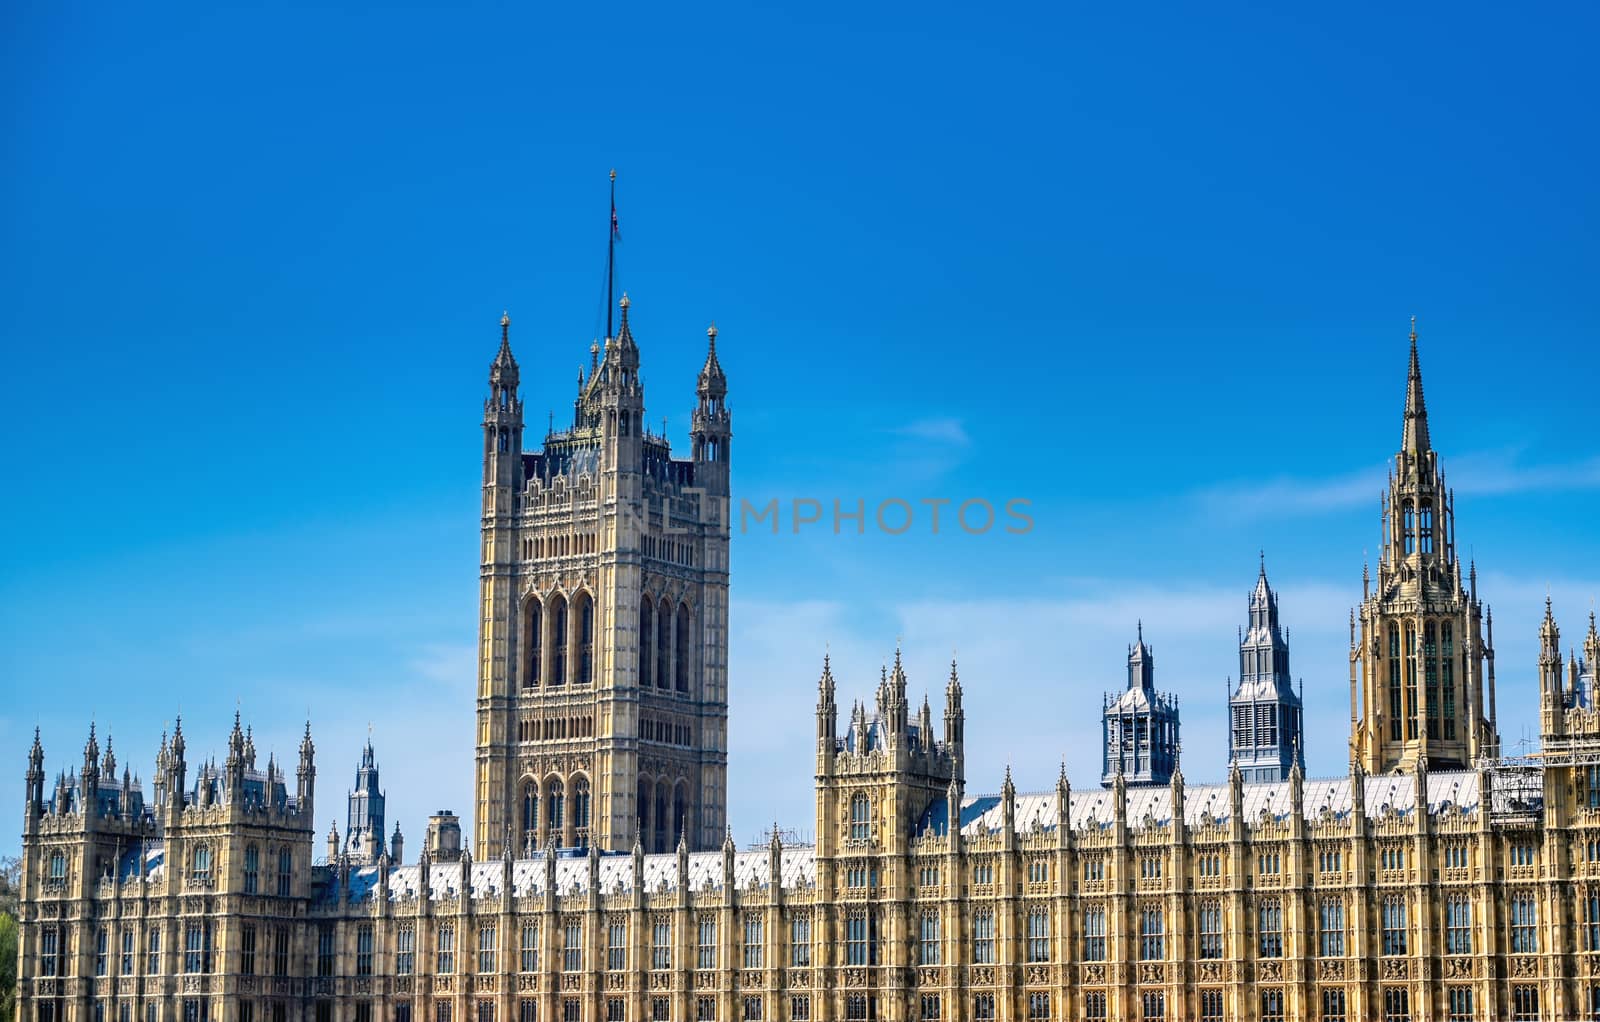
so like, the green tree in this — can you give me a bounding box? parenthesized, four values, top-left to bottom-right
(0, 910, 15, 1022)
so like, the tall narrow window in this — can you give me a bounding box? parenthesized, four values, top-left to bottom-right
(520, 923, 539, 972)
(356, 925, 373, 977)
(1425, 622, 1440, 739)
(551, 596, 568, 686)
(1026, 908, 1050, 963)
(479, 923, 498, 974)
(1139, 906, 1164, 961)
(241, 925, 257, 976)
(1402, 500, 1415, 555)
(966, 908, 992, 966)
(277, 848, 293, 897)
(1445, 896, 1472, 955)
(849, 912, 872, 966)
(525, 598, 542, 688)
(1318, 899, 1345, 957)
(675, 604, 690, 693)
(1381, 897, 1407, 956)
(1258, 900, 1283, 957)
(1404, 624, 1419, 740)
(548, 779, 565, 845)
(1388, 624, 1402, 742)
(1510, 894, 1538, 953)
(1419, 502, 1434, 554)
(577, 594, 594, 686)
(573, 777, 592, 848)
(639, 597, 654, 688)
(243, 845, 259, 894)
(850, 795, 871, 841)
(918, 912, 940, 965)
(652, 920, 672, 970)
(522, 782, 538, 852)
(397, 927, 416, 976)
(743, 916, 763, 969)
(1441, 622, 1456, 740)
(438, 924, 456, 974)
(657, 599, 671, 691)
(1082, 907, 1106, 961)
(698, 918, 718, 970)
(1198, 901, 1223, 959)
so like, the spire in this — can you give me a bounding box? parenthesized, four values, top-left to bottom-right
(1401, 317, 1431, 454)
(606, 169, 619, 342)
(697, 323, 727, 398)
(490, 312, 519, 389)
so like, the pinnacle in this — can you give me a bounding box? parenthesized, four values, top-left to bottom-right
(1401, 320, 1431, 454)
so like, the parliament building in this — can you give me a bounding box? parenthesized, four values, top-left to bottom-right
(16, 301, 1600, 1022)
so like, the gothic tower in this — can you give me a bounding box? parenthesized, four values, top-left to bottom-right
(344, 733, 386, 864)
(1228, 557, 1304, 781)
(1349, 323, 1498, 773)
(473, 299, 732, 857)
(1102, 623, 1181, 786)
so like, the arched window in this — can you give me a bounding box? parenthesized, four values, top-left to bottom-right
(1441, 622, 1456, 740)
(575, 592, 594, 686)
(1402, 501, 1416, 555)
(1404, 623, 1419, 740)
(672, 783, 689, 851)
(1419, 502, 1435, 554)
(657, 598, 671, 690)
(1424, 622, 1440, 739)
(639, 597, 654, 688)
(521, 782, 539, 852)
(654, 781, 669, 853)
(48, 850, 65, 880)
(524, 597, 542, 688)
(547, 779, 565, 846)
(637, 779, 653, 847)
(243, 844, 259, 894)
(550, 595, 568, 687)
(191, 844, 212, 882)
(277, 848, 293, 897)
(573, 777, 592, 848)
(675, 604, 690, 694)
(850, 794, 871, 841)
(1388, 624, 1403, 742)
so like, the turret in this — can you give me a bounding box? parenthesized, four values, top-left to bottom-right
(327, 820, 340, 864)
(943, 659, 965, 781)
(1540, 598, 1563, 699)
(690, 322, 732, 495)
(166, 718, 188, 813)
(816, 653, 837, 745)
(25, 728, 45, 821)
(225, 712, 246, 797)
(390, 821, 405, 866)
(296, 721, 316, 820)
(80, 722, 100, 811)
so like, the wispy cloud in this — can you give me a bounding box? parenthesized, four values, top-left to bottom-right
(891, 417, 971, 448)
(1195, 450, 1600, 521)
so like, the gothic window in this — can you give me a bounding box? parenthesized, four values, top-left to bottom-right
(1510, 894, 1539, 953)
(1441, 622, 1456, 739)
(243, 845, 258, 893)
(1026, 907, 1050, 963)
(522, 782, 539, 851)
(672, 783, 689, 850)
(478, 923, 497, 973)
(971, 908, 994, 964)
(918, 912, 940, 965)
(1322, 989, 1348, 1022)
(651, 920, 672, 970)
(277, 848, 293, 897)
(1198, 901, 1223, 959)
(1404, 623, 1419, 740)
(1082, 906, 1107, 961)
(1585, 893, 1600, 951)
(563, 922, 583, 972)
(1139, 905, 1165, 960)
(1445, 896, 1472, 954)
(655, 782, 669, 853)
(575, 592, 594, 686)
(1402, 500, 1416, 555)
(146, 927, 162, 974)
(525, 598, 542, 688)
(697, 918, 718, 970)
(47, 850, 65, 881)
(1419, 502, 1434, 554)
(550, 595, 569, 687)
(1388, 624, 1403, 742)
(190, 844, 212, 882)
(657, 599, 671, 691)
(676, 604, 691, 693)
(1425, 622, 1441, 739)
(790, 916, 811, 967)
(547, 779, 565, 845)
(1319, 899, 1345, 957)
(742, 916, 763, 969)
(850, 794, 871, 841)
(356, 925, 373, 977)
(573, 776, 592, 848)
(1258, 899, 1283, 957)
(637, 779, 653, 848)
(1380, 897, 1407, 956)
(520, 923, 539, 972)
(639, 597, 654, 688)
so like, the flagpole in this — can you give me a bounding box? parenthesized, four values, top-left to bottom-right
(606, 169, 617, 341)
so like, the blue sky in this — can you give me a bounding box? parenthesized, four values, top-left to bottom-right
(3, 2, 1597, 853)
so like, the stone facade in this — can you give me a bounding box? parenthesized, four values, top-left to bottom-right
(18, 323, 1600, 1022)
